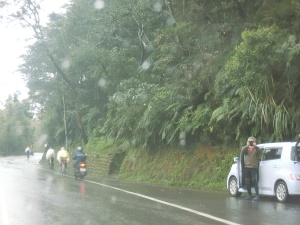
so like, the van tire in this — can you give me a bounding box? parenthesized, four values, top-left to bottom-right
(275, 181, 289, 203)
(229, 177, 242, 197)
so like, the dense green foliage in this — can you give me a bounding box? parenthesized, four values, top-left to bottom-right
(7, 0, 300, 149)
(0, 96, 34, 156)
(119, 146, 237, 189)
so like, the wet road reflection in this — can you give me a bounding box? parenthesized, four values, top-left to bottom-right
(0, 156, 299, 225)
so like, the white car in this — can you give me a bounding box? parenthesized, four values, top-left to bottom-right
(227, 142, 300, 202)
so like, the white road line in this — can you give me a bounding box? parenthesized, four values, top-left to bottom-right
(37, 166, 241, 225)
(85, 179, 241, 225)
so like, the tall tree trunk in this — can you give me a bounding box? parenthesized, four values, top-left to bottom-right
(62, 94, 68, 148)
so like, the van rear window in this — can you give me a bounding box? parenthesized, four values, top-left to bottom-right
(262, 148, 282, 161)
(291, 146, 300, 161)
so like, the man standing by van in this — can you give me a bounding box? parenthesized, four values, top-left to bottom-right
(242, 136, 261, 201)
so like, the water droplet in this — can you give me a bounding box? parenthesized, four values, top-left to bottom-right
(141, 61, 151, 71)
(94, 0, 105, 10)
(98, 78, 106, 87)
(166, 66, 174, 75)
(153, 2, 162, 12)
(123, 38, 132, 47)
(167, 17, 176, 25)
(62, 59, 70, 69)
(111, 196, 117, 203)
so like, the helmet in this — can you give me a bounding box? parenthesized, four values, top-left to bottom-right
(77, 147, 82, 151)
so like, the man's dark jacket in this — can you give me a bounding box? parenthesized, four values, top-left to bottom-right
(72, 150, 87, 168)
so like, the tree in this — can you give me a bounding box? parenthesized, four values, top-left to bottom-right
(0, 96, 34, 156)
(10, 0, 88, 145)
(213, 26, 300, 142)
(14, 0, 300, 150)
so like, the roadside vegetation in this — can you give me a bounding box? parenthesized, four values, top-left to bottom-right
(118, 146, 237, 190)
(0, 96, 34, 156)
(82, 137, 237, 189)
(1, 0, 300, 189)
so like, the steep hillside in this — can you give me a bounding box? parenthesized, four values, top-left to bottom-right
(118, 147, 237, 189)
(81, 143, 238, 190)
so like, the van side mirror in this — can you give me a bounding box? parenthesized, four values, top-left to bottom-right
(233, 157, 239, 162)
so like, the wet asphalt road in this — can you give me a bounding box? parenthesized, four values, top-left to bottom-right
(0, 155, 299, 225)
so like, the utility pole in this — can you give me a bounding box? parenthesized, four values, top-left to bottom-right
(62, 77, 68, 149)
(62, 93, 68, 149)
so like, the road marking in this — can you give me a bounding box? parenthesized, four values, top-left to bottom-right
(37, 166, 241, 225)
(85, 179, 241, 225)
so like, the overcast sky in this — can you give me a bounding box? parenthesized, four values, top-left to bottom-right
(0, 0, 70, 106)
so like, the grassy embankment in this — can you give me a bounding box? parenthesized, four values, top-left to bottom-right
(84, 138, 239, 190)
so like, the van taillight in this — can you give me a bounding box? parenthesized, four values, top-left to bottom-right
(289, 174, 300, 180)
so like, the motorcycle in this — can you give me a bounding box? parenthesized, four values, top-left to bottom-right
(74, 161, 87, 179)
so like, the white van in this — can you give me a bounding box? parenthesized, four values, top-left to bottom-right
(227, 142, 300, 202)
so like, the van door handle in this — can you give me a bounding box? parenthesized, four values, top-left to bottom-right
(273, 165, 278, 168)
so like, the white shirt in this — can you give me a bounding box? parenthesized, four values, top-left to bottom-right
(25, 147, 31, 153)
(46, 148, 55, 159)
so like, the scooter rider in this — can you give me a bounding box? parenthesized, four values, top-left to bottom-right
(72, 147, 87, 170)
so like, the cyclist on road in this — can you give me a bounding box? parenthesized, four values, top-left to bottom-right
(57, 147, 70, 169)
(46, 147, 55, 169)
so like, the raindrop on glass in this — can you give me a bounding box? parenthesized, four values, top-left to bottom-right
(98, 78, 106, 87)
(141, 61, 151, 71)
(167, 17, 176, 25)
(153, 2, 162, 12)
(111, 196, 117, 203)
(62, 59, 70, 69)
(94, 0, 105, 10)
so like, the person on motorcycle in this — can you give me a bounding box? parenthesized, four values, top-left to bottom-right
(72, 147, 87, 170)
(57, 147, 70, 169)
(46, 147, 55, 169)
